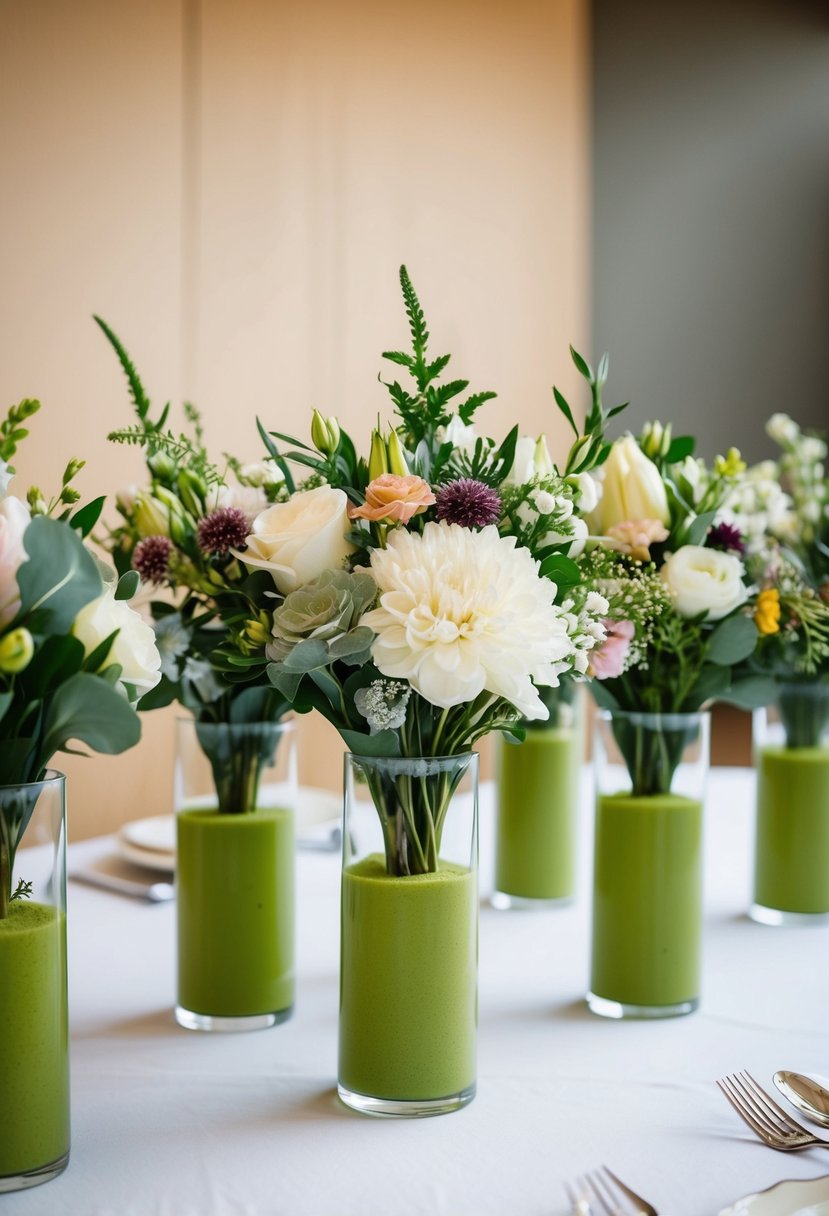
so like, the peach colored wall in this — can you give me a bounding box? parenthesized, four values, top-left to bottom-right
(0, 0, 590, 838)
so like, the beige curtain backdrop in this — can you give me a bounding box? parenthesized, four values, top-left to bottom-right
(0, 0, 590, 839)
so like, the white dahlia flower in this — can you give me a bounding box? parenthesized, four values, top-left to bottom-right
(361, 522, 576, 719)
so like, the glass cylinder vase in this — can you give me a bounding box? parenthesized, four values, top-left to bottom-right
(588, 710, 708, 1019)
(493, 684, 582, 909)
(751, 680, 829, 925)
(0, 772, 69, 1192)
(174, 717, 296, 1031)
(339, 751, 478, 1118)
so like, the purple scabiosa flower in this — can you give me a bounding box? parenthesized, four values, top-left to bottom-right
(434, 479, 501, 529)
(707, 521, 746, 555)
(197, 507, 249, 556)
(132, 535, 172, 583)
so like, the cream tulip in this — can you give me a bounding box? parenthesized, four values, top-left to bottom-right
(592, 436, 670, 533)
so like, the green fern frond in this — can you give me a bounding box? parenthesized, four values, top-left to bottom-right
(458, 391, 497, 424)
(108, 426, 223, 485)
(93, 316, 152, 422)
(399, 265, 429, 368)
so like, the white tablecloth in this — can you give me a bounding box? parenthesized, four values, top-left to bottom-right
(5, 768, 829, 1216)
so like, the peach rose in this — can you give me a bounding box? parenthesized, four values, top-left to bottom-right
(605, 518, 669, 562)
(350, 474, 436, 524)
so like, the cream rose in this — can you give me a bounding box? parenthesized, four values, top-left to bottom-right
(592, 436, 670, 533)
(0, 496, 31, 627)
(73, 588, 162, 697)
(660, 544, 747, 621)
(238, 486, 355, 594)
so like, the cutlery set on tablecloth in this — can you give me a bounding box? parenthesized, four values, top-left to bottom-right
(565, 1072, 829, 1215)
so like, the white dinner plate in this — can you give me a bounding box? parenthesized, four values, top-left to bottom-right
(116, 787, 342, 873)
(719, 1174, 829, 1215)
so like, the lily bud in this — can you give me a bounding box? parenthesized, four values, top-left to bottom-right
(154, 487, 191, 546)
(26, 486, 48, 516)
(177, 469, 207, 517)
(565, 434, 594, 474)
(312, 409, 333, 454)
(595, 436, 670, 533)
(533, 434, 554, 477)
(148, 450, 177, 481)
(386, 429, 409, 476)
(368, 428, 389, 482)
(134, 490, 171, 538)
(640, 420, 672, 461)
(0, 627, 34, 674)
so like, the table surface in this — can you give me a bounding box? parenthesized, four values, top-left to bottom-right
(5, 768, 829, 1216)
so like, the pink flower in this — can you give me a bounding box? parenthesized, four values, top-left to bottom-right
(604, 518, 668, 561)
(349, 474, 436, 524)
(589, 618, 635, 680)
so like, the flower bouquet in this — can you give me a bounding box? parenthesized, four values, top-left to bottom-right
(739, 414, 829, 922)
(249, 267, 610, 1113)
(582, 424, 770, 1017)
(0, 398, 159, 1191)
(98, 319, 296, 1030)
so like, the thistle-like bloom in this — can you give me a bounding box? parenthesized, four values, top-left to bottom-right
(361, 521, 576, 718)
(707, 521, 745, 555)
(132, 535, 172, 583)
(435, 479, 501, 529)
(197, 507, 249, 556)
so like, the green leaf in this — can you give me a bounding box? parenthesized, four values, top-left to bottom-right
(115, 570, 140, 601)
(256, 417, 295, 493)
(569, 345, 593, 381)
(135, 677, 179, 711)
(339, 727, 401, 757)
(553, 387, 579, 438)
(707, 614, 759, 666)
(719, 676, 778, 711)
(93, 316, 151, 421)
(267, 664, 304, 703)
(606, 402, 630, 420)
(70, 496, 105, 538)
(381, 350, 413, 369)
(399, 265, 429, 360)
(666, 436, 695, 463)
(539, 554, 580, 586)
(0, 691, 13, 727)
(681, 663, 731, 710)
(327, 627, 374, 662)
(81, 629, 118, 674)
(682, 509, 717, 547)
(282, 639, 330, 672)
(16, 516, 103, 632)
(21, 635, 85, 699)
(40, 672, 141, 760)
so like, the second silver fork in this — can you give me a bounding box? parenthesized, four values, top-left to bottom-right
(565, 1165, 658, 1215)
(717, 1070, 829, 1152)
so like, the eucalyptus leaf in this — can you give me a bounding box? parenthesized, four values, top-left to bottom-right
(21, 634, 85, 700)
(681, 664, 731, 711)
(707, 614, 759, 666)
(719, 676, 778, 711)
(115, 570, 141, 601)
(17, 516, 102, 632)
(70, 496, 105, 538)
(282, 638, 330, 672)
(40, 673, 141, 760)
(681, 510, 716, 547)
(339, 727, 401, 758)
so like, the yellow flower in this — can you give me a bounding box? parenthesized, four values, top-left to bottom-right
(714, 447, 747, 478)
(754, 587, 781, 635)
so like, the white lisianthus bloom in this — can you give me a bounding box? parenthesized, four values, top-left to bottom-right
(435, 416, 479, 455)
(73, 588, 162, 697)
(0, 496, 30, 627)
(592, 436, 670, 532)
(677, 456, 706, 505)
(766, 413, 799, 447)
(570, 472, 601, 515)
(237, 485, 355, 595)
(540, 516, 588, 558)
(361, 522, 576, 719)
(207, 482, 268, 523)
(239, 459, 284, 488)
(503, 436, 538, 487)
(660, 545, 747, 621)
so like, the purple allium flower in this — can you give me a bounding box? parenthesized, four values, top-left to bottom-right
(132, 535, 172, 583)
(434, 478, 501, 529)
(197, 507, 249, 556)
(707, 521, 746, 555)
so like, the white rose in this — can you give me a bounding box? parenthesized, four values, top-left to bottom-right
(593, 436, 670, 532)
(73, 588, 162, 697)
(660, 545, 747, 621)
(0, 496, 31, 627)
(238, 486, 355, 594)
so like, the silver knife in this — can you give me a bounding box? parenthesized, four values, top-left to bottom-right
(70, 869, 175, 902)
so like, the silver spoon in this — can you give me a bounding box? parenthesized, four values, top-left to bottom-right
(774, 1070, 829, 1128)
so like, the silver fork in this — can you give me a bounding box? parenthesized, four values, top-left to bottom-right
(716, 1070, 829, 1152)
(564, 1166, 658, 1215)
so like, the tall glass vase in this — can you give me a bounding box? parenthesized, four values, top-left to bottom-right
(339, 751, 478, 1118)
(174, 717, 296, 1031)
(752, 679, 829, 924)
(0, 772, 69, 1192)
(588, 710, 708, 1019)
(493, 684, 582, 908)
